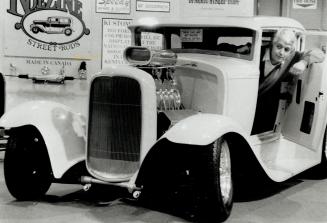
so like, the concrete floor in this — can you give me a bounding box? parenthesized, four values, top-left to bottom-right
(1, 152, 327, 223)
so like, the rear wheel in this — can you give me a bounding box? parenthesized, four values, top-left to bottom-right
(193, 139, 233, 222)
(64, 28, 72, 36)
(4, 127, 52, 200)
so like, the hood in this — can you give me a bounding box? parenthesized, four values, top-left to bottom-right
(177, 53, 258, 79)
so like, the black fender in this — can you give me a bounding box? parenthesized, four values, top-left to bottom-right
(135, 134, 270, 192)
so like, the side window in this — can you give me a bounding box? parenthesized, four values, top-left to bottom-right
(171, 34, 181, 49)
(262, 31, 275, 48)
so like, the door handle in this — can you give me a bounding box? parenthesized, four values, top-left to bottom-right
(318, 91, 324, 101)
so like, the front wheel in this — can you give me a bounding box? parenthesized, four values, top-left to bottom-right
(4, 127, 52, 200)
(31, 26, 39, 34)
(193, 139, 233, 222)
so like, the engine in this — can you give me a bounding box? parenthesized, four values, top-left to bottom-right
(124, 46, 182, 111)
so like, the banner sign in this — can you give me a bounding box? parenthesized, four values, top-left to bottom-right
(136, 1, 170, 12)
(181, 0, 254, 17)
(96, 0, 131, 14)
(293, 0, 317, 9)
(5, 0, 91, 59)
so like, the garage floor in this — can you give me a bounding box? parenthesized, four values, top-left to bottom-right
(1, 152, 327, 223)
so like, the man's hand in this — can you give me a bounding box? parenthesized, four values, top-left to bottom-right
(236, 42, 251, 54)
(236, 45, 250, 54)
(289, 60, 308, 75)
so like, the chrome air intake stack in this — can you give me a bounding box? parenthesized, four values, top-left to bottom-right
(124, 47, 181, 111)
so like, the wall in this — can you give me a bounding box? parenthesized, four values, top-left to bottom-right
(258, 0, 281, 16)
(288, 0, 322, 30)
(285, 0, 327, 52)
(258, 0, 325, 30)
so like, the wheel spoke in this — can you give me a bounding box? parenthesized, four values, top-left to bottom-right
(219, 141, 232, 204)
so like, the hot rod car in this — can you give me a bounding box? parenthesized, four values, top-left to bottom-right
(2, 16, 327, 222)
(30, 16, 73, 36)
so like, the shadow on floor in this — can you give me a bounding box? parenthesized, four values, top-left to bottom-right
(233, 178, 303, 202)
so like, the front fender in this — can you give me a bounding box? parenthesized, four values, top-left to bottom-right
(135, 114, 251, 187)
(162, 113, 248, 145)
(0, 101, 86, 179)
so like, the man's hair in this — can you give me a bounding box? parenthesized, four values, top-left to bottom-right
(272, 28, 297, 50)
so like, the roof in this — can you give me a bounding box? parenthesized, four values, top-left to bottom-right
(130, 16, 305, 32)
(48, 16, 71, 19)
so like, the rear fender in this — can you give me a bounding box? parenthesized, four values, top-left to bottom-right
(0, 101, 86, 179)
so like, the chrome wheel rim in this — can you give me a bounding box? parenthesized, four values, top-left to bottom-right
(219, 141, 232, 204)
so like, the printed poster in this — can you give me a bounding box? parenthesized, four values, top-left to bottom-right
(181, 0, 254, 17)
(5, 0, 92, 59)
(136, 1, 170, 12)
(293, 0, 317, 9)
(102, 19, 132, 66)
(96, 0, 131, 14)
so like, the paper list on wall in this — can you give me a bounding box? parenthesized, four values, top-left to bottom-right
(102, 19, 132, 66)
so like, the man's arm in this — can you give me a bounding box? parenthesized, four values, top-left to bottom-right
(217, 42, 251, 54)
(289, 48, 325, 75)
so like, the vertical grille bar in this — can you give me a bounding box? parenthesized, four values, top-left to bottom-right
(87, 76, 142, 180)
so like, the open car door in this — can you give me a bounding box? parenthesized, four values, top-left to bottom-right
(282, 58, 327, 151)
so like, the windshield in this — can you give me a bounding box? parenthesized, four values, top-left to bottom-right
(134, 26, 256, 60)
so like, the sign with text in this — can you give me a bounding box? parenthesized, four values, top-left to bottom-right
(96, 0, 131, 14)
(141, 32, 163, 50)
(180, 29, 203, 42)
(181, 0, 254, 17)
(136, 1, 170, 12)
(5, 0, 91, 59)
(293, 0, 317, 9)
(102, 19, 132, 66)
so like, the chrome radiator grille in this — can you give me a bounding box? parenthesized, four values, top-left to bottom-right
(87, 76, 142, 181)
